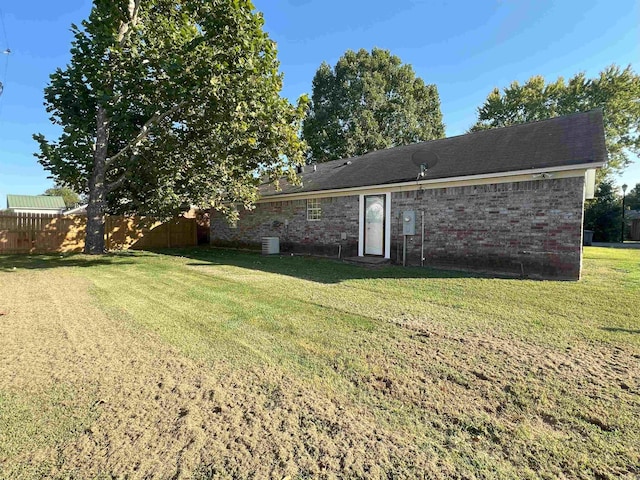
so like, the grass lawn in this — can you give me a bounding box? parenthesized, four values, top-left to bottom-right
(0, 247, 638, 479)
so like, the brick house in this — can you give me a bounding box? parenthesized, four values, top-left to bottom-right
(211, 110, 606, 280)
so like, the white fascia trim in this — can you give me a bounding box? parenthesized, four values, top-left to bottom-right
(257, 162, 604, 203)
(64, 204, 88, 215)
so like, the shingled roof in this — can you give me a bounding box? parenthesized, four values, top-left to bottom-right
(261, 109, 606, 197)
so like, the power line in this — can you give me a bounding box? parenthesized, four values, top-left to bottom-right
(0, 7, 10, 120)
(0, 7, 8, 48)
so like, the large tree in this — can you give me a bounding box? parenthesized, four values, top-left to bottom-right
(624, 183, 640, 211)
(584, 180, 622, 242)
(470, 65, 640, 177)
(34, 0, 307, 254)
(43, 185, 82, 208)
(302, 48, 445, 162)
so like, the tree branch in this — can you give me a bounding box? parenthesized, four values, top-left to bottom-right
(117, 0, 141, 45)
(104, 101, 186, 169)
(106, 172, 127, 193)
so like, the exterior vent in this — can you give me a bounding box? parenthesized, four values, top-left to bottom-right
(261, 236, 280, 255)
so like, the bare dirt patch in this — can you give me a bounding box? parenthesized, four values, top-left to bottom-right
(0, 272, 436, 478)
(1, 265, 639, 479)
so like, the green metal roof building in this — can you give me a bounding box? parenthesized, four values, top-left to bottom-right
(6, 194, 66, 214)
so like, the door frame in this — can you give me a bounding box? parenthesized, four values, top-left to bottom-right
(358, 192, 391, 258)
(363, 194, 386, 256)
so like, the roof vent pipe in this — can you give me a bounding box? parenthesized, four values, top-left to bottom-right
(417, 163, 428, 180)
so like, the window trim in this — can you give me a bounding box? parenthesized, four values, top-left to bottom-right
(307, 198, 322, 221)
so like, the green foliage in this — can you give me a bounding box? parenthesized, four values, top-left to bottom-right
(43, 186, 82, 208)
(302, 48, 445, 162)
(470, 65, 640, 176)
(624, 183, 640, 211)
(584, 179, 621, 242)
(34, 0, 307, 218)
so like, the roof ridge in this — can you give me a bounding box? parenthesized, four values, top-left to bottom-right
(308, 109, 602, 166)
(260, 109, 605, 197)
(449, 108, 603, 140)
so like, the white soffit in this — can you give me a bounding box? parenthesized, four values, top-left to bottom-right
(258, 163, 604, 203)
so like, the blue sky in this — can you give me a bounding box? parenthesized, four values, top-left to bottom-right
(0, 0, 638, 205)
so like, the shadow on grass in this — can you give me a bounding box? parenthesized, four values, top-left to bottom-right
(157, 246, 488, 284)
(600, 327, 640, 334)
(0, 253, 138, 272)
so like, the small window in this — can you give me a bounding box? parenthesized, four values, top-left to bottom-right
(307, 198, 321, 221)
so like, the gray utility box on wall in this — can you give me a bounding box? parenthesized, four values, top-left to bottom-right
(403, 211, 416, 236)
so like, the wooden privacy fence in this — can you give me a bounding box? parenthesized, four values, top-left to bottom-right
(0, 213, 197, 254)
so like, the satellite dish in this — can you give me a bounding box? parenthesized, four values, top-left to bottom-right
(411, 148, 439, 169)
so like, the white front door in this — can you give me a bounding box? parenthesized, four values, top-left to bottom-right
(364, 195, 385, 255)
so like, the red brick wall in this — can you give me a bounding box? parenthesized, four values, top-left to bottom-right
(210, 195, 360, 257)
(390, 177, 585, 279)
(211, 176, 586, 279)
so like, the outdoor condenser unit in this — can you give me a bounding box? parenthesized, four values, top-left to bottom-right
(262, 236, 280, 255)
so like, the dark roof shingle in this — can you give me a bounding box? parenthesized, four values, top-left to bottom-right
(261, 109, 606, 197)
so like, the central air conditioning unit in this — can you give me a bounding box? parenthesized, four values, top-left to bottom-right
(261, 237, 280, 255)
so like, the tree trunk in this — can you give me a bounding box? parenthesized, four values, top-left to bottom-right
(85, 106, 110, 254)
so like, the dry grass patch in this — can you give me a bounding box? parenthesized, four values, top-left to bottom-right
(0, 247, 638, 479)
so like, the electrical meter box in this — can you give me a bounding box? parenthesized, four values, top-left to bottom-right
(402, 210, 416, 236)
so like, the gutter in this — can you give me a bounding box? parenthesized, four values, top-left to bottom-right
(257, 162, 604, 203)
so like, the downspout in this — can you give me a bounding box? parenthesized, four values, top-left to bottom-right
(421, 211, 424, 267)
(396, 214, 401, 263)
(403, 234, 407, 267)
